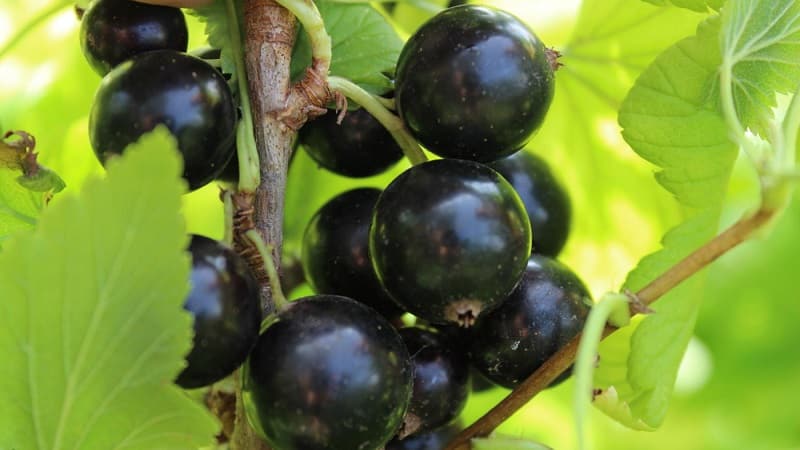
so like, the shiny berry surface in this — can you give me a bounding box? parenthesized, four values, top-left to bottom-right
(299, 106, 404, 178)
(395, 5, 554, 162)
(80, 0, 188, 75)
(244, 295, 413, 450)
(488, 151, 571, 257)
(398, 327, 469, 438)
(469, 255, 592, 389)
(176, 235, 261, 389)
(370, 159, 531, 326)
(386, 421, 462, 450)
(89, 50, 236, 190)
(302, 188, 404, 319)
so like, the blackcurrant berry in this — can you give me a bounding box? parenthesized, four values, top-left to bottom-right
(175, 235, 261, 389)
(386, 421, 462, 450)
(244, 295, 413, 450)
(488, 151, 571, 257)
(469, 255, 592, 389)
(302, 188, 405, 319)
(89, 50, 237, 191)
(370, 159, 531, 326)
(298, 106, 404, 178)
(80, 0, 188, 76)
(395, 5, 555, 162)
(397, 327, 469, 438)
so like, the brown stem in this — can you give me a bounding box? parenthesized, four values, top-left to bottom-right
(445, 206, 778, 450)
(229, 1, 297, 449)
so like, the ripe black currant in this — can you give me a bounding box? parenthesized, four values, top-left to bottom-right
(89, 50, 237, 191)
(386, 421, 462, 450)
(298, 106, 404, 178)
(395, 5, 555, 162)
(397, 327, 469, 438)
(80, 0, 188, 76)
(469, 255, 592, 389)
(302, 188, 405, 319)
(244, 295, 413, 450)
(488, 151, 571, 257)
(175, 235, 261, 389)
(370, 159, 531, 326)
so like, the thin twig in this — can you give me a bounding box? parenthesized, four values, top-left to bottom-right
(445, 206, 778, 450)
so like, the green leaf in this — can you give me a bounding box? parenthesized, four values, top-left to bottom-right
(190, 2, 238, 79)
(291, 1, 403, 94)
(599, 16, 738, 430)
(642, 0, 722, 12)
(0, 168, 42, 246)
(721, 0, 800, 137)
(0, 128, 219, 450)
(472, 436, 553, 450)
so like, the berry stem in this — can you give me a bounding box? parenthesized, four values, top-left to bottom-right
(223, 0, 261, 193)
(246, 229, 289, 310)
(445, 205, 779, 450)
(327, 76, 428, 165)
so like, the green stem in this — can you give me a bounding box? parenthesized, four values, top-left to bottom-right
(222, 190, 234, 246)
(326, 0, 444, 13)
(224, 0, 261, 193)
(718, 61, 751, 155)
(573, 293, 629, 450)
(0, 0, 73, 59)
(328, 76, 428, 165)
(245, 230, 288, 310)
(274, 0, 331, 64)
(781, 84, 800, 168)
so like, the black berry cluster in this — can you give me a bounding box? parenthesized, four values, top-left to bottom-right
(81, 0, 237, 191)
(77, 3, 592, 450)
(242, 5, 590, 449)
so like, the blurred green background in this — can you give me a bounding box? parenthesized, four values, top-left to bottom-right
(1, 0, 798, 449)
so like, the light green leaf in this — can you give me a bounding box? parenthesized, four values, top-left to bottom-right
(0, 128, 219, 450)
(472, 436, 553, 450)
(190, 2, 238, 79)
(600, 16, 737, 430)
(291, 1, 403, 94)
(721, 0, 800, 137)
(531, 0, 702, 294)
(642, 0, 722, 13)
(0, 168, 42, 246)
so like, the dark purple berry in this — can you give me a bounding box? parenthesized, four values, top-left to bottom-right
(244, 295, 413, 450)
(80, 0, 188, 75)
(370, 159, 531, 326)
(302, 188, 404, 319)
(397, 327, 469, 438)
(395, 5, 554, 162)
(299, 106, 404, 177)
(176, 235, 261, 389)
(469, 255, 591, 389)
(488, 151, 571, 257)
(386, 421, 462, 450)
(89, 50, 237, 191)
